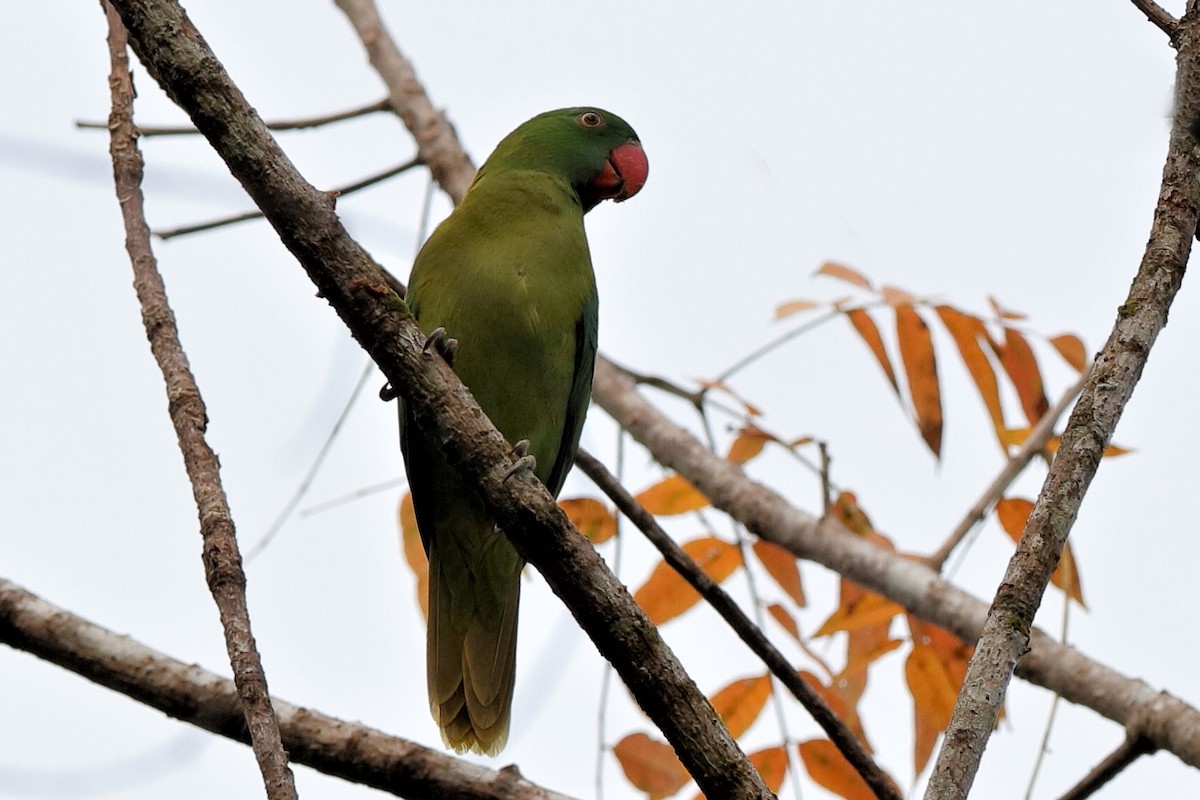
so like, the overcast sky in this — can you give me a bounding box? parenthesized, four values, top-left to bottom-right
(2, 3, 1197, 799)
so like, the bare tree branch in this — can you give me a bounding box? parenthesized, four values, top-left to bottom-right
(101, 6, 296, 799)
(154, 157, 422, 240)
(574, 448, 900, 800)
(1130, 0, 1180, 41)
(1056, 733, 1156, 800)
(77, 96, 392, 135)
(334, 0, 475, 202)
(924, 4, 1200, 794)
(105, 1, 769, 796)
(0, 577, 577, 800)
(927, 369, 1088, 571)
(588, 358, 1200, 772)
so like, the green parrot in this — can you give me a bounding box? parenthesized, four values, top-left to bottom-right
(400, 107, 648, 755)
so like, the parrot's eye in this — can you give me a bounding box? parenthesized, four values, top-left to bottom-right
(578, 111, 604, 128)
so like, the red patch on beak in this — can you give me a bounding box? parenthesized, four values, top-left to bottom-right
(593, 141, 648, 202)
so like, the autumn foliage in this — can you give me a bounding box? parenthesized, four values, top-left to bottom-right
(400, 262, 1121, 798)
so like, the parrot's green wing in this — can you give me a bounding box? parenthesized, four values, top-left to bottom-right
(544, 291, 598, 498)
(398, 107, 646, 756)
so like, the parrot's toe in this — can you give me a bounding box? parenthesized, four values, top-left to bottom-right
(423, 326, 459, 366)
(379, 382, 399, 401)
(503, 439, 537, 482)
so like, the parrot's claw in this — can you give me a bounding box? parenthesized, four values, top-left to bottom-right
(423, 327, 459, 366)
(379, 382, 399, 401)
(503, 440, 537, 482)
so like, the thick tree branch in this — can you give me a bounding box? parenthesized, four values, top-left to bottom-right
(101, 6, 296, 799)
(105, 1, 769, 797)
(0, 577, 575, 800)
(575, 449, 901, 800)
(589, 359, 1200, 772)
(924, 4, 1200, 795)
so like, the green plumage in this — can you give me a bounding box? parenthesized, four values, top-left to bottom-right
(400, 108, 646, 755)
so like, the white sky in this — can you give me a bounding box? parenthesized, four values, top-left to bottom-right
(2, 2, 1197, 799)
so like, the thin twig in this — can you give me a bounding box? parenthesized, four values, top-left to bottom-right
(246, 360, 376, 561)
(575, 448, 901, 800)
(594, 430, 627, 800)
(0, 577, 577, 800)
(1056, 734, 1156, 800)
(155, 157, 422, 240)
(717, 308, 843, 383)
(1024, 595, 1071, 799)
(77, 97, 392, 135)
(100, 5, 296, 799)
(923, 6, 1200, 795)
(1130, 0, 1180, 41)
(927, 369, 1089, 571)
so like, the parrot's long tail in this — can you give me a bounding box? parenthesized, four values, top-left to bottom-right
(427, 534, 521, 756)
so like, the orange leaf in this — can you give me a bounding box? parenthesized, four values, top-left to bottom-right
(398, 491, 429, 620)
(634, 536, 743, 624)
(558, 497, 617, 544)
(817, 261, 873, 289)
(995, 327, 1049, 425)
(636, 474, 710, 516)
(1050, 333, 1089, 371)
(801, 670, 871, 752)
(906, 644, 959, 775)
(838, 638, 905, 682)
(903, 616, 974, 776)
(775, 298, 821, 320)
(710, 674, 773, 739)
(693, 747, 788, 800)
(988, 294, 1027, 321)
(726, 424, 774, 465)
(830, 491, 875, 536)
(814, 591, 904, 637)
(748, 747, 789, 793)
(935, 306, 1006, 442)
(798, 739, 880, 800)
(613, 733, 690, 800)
(880, 284, 916, 306)
(767, 603, 800, 641)
(846, 308, 900, 397)
(752, 539, 806, 606)
(994, 498, 1086, 607)
(896, 304, 943, 457)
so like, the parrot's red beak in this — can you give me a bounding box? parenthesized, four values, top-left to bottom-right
(593, 141, 648, 202)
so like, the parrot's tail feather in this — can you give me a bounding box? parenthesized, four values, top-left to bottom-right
(427, 535, 521, 756)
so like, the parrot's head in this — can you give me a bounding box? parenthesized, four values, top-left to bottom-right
(481, 107, 648, 212)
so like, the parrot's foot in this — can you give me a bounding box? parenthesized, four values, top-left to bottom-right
(379, 382, 399, 401)
(423, 326, 459, 366)
(503, 439, 537, 482)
